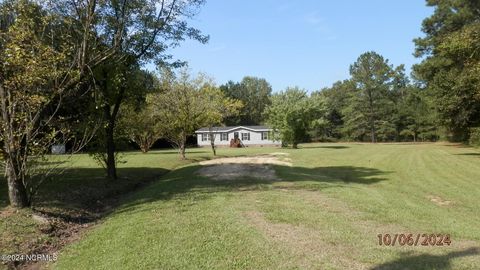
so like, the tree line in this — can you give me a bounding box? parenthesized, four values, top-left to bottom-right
(125, 53, 435, 151)
(265, 52, 438, 147)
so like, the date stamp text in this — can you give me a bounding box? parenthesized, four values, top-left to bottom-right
(377, 233, 451, 246)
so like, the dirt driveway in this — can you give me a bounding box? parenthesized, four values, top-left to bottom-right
(197, 153, 291, 181)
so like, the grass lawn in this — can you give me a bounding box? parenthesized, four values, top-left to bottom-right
(0, 148, 215, 269)
(3, 143, 480, 269)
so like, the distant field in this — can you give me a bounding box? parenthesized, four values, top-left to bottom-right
(3, 143, 480, 269)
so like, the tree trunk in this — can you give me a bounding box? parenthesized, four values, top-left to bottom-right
(1, 83, 29, 208)
(105, 123, 117, 180)
(395, 127, 400, 142)
(178, 132, 188, 160)
(103, 104, 117, 180)
(370, 121, 376, 143)
(367, 89, 376, 143)
(5, 156, 29, 208)
(140, 136, 152, 153)
(210, 141, 216, 156)
(209, 130, 216, 156)
(180, 143, 186, 160)
(99, 72, 126, 180)
(292, 142, 298, 149)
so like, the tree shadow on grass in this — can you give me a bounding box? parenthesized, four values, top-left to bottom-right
(146, 149, 211, 155)
(300, 145, 350, 149)
(0, 161, 389, 222)
(455, 153, 480, 156)
(370, 247, 479, 270)
(0, 167, 170, 221)
(115, 163, 390, 215)
(278, 165, 388, 184)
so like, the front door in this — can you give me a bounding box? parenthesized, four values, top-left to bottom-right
(234, 132, 239, 140)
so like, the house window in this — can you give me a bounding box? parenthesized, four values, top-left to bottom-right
(202, 133, 210, 141)
(220, 133, 228, 141)
(261, 131, 269, 140)
(241, 132, 250, 141)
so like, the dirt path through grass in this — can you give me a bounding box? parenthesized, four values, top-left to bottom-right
(197, 152, 291, 180)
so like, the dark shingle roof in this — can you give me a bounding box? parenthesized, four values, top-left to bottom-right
(195, 126, 271, 133)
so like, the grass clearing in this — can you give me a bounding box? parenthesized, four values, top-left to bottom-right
(2, 143, 480, 269)
(50, 143, 480, 269)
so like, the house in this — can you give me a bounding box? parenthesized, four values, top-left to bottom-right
(194, 126, 281, 147)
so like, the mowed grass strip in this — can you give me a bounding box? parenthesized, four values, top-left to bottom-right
(50, 143, 480, 269)
(0, 148, 217, 270)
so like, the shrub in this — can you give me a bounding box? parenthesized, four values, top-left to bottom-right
(469, 127, 480, 147)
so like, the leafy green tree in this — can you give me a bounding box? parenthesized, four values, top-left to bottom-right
(399, 87, 439, 142)
(316, 71, 438, 143)
(313, 60, 440, 143)
(78, 0, 208, 179)
(202, 87, 243, 156)
(0, 0, 208, 206)
(149, 70, 214, 159)
(264, 87, 323, 148)
(384, 65, 409, 141)
(90, 63, 161, 178)
(414, 0, 480, 141)
(312, 80, 354, 140)
(220, 76, 272, 125)
(120, 103, 163, 153)
(346, 52, 394, 142)
(0, 1, 97, 207)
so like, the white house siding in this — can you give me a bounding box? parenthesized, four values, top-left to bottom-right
(195, 127, 280, 147)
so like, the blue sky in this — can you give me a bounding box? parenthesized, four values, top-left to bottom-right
(167, 1, 434, 92)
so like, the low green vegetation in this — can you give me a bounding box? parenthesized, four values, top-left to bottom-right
(0, 149, 212, 269)
(40, 143, 480, 270)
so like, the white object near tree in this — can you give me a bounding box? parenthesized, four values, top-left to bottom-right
(51, 144, 66, 154)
